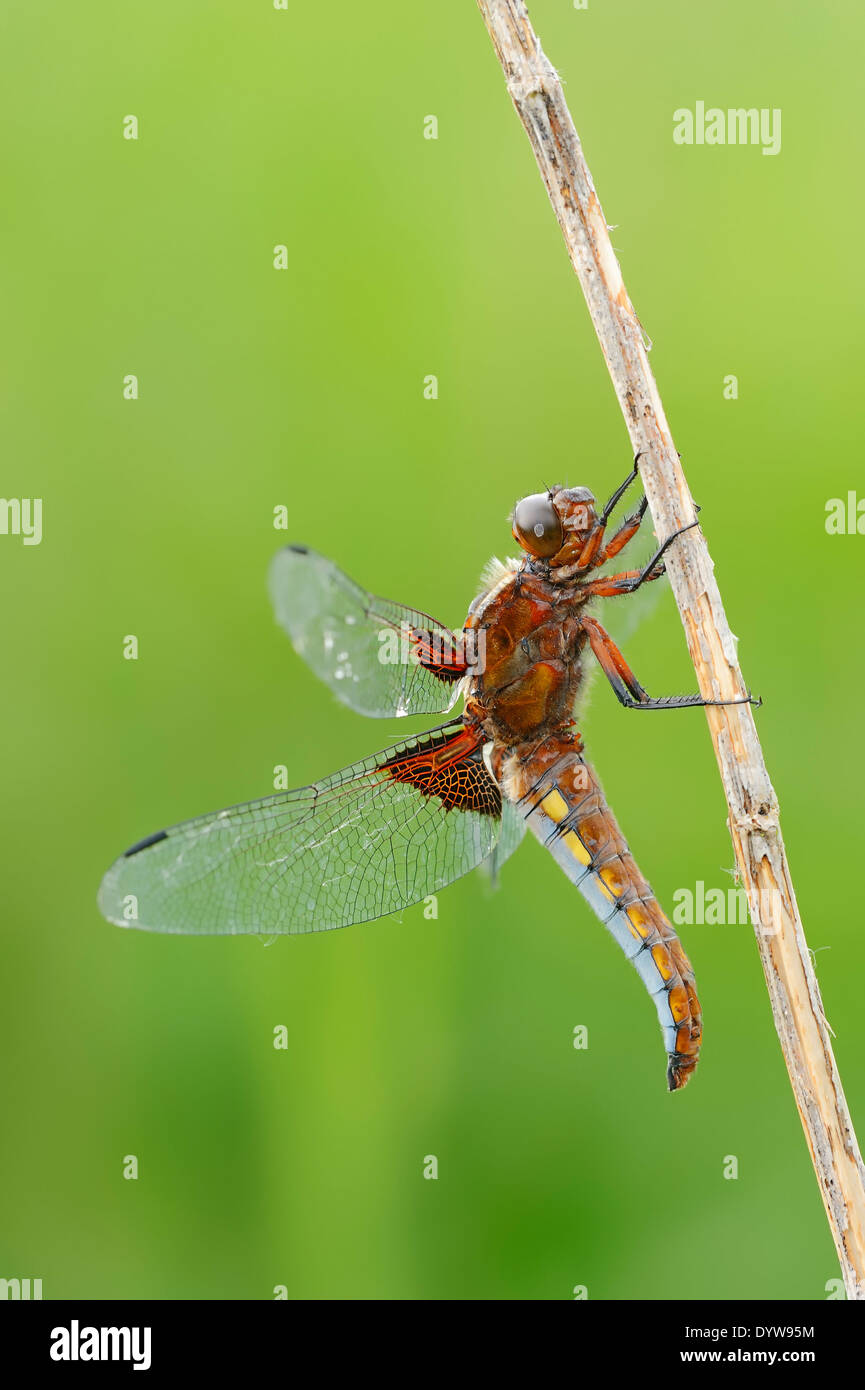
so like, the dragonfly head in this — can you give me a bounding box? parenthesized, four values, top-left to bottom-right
(511, 486, 597, 566)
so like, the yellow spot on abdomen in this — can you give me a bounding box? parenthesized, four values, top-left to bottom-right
(668, 984, 690, 1023)
(562, 830, 591, 866)
(626, 904, 655, 940)
(540, 789, 594, 868)
(540, 789, 568, 823)
(651, 943, 675, 982)
(600, 862, 629, 898)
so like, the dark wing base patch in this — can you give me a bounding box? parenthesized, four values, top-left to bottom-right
(382, 727, 501, 815)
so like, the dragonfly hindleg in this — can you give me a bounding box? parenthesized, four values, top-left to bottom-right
(568, 454, 645, 573)
(581, 616, 761, 711)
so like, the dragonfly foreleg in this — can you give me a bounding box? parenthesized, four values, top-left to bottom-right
(595, 494, 649, 566)
(581, 615, 761, 710)
(598, 451, 644, 525)
(569, 453, 646, 574)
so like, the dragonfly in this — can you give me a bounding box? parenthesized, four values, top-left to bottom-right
(98, 457, 758, 1090)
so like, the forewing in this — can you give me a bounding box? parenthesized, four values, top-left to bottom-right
(270, 546, 465, 717)
(98, 724, 503, 935)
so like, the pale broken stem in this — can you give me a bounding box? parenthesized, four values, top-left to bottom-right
(477, 0, 865, 1298)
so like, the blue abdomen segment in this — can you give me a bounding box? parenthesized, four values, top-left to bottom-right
(504, 744, 702, 1091)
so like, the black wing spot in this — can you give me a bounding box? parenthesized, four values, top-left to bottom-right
(287, 544, 308, 554)
(124, 829, 169, 858)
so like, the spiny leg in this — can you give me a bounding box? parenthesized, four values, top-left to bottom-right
(591, 462, 702, 571)
(581, 615, 761, 711)
(571, 452, 645, 572)
(597, 494, 649, 565)
(599, 451, 644, 523)
(583, 518, 700, 598)
(581, 562, 665, 600)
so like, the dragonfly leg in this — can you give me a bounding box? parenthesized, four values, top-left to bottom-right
(581, 563, 664, 599)
(583, 518, 700, 597)
(596, 494, 649, 565)
(598, 451, 644, 524)
(594, 467, 702, 570)
(581, 615, 761, 710)
(570, 453, 644, 573)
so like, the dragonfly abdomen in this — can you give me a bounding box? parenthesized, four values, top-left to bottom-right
(503, 740, 702, 1090)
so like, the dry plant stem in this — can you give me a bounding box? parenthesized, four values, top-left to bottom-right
(476, 0, 865, 1298)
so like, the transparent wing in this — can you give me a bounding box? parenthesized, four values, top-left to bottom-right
(270, 546, 466, 718)
(98, 724, 505, 936)
(483, 796, 528, 885)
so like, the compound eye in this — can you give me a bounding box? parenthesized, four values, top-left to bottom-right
(512, 494, 564, 559)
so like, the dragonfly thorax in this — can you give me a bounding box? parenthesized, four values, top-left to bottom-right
(464, 567, 588, 745)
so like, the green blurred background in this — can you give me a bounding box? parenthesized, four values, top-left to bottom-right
(2, 0, 862, 1300)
